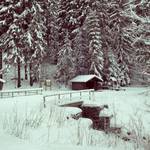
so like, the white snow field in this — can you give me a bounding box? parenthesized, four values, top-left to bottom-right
(0, 87, 150, 150)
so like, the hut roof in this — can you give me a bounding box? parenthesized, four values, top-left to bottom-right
(70, 75, 103, 83)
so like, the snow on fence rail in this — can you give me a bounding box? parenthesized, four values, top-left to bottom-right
(43, 89, 95, 107)
(0, 88, 43, 98)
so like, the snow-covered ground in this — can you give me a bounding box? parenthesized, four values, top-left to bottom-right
(0, 87, 150, 150)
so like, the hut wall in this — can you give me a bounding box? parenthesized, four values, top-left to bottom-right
(99, 116, 110, 130)
(86, 78, 102, 90)
(71, 82, 87, 90)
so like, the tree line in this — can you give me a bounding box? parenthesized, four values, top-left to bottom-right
(0, 0, 149, 87)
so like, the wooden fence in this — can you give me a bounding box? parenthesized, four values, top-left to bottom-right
(0, 88, 43, 98)
(43, 89, 95, 107)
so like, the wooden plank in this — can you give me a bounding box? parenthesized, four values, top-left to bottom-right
(60, 101, 84, 107)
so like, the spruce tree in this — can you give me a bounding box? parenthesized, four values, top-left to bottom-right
(0, 0, 14, 79)
(123, 0, 150, 77)
(3, 15, 25, 88)
(86, 10, 104, 77)
(58, 0, 89, 40)
(22, 0, 47, 85)
(44, 0, 59, 64)
(108, 0, 133, 85)
(0, 0, 33, 87)
(0, 50, 2, 79)
(55, 33, 76, 84)
(56, 0, 89, 83)
(131, 0, 150, 74)
(72, 27, 89, 75)
(89, 0, 111, 84)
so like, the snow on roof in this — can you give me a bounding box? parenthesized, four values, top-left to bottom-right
(70, 75, 103, 83)
(0, 78, 6, 83)
(82, 103, 102, 107)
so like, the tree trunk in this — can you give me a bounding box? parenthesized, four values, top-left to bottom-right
(0, 50, 2, 79)
(102, 45, 110, 83)
(17, 56, 21, 88)
(29, 62, 33, 86)
(24, 63, 28, 80)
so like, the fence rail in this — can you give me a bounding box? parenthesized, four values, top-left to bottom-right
(0, 88, 43, 98)
(43, 89, 95, 107)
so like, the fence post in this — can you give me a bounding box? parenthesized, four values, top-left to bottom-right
(80, 92, 82, 100)
(12, 92, 14, 97)
(43, 97, 46, 108)
(70, 93, 72, 101)
(92, 90, 95, 101)
(25, 91, 27, 96)
(89, 91, 91, 100)
(58, 94, 60, 100)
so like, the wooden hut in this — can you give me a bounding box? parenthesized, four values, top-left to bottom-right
(70, 75, 103, 90)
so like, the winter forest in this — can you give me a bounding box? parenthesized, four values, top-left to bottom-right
(0, 0, 149, 87)
(0, 1, 150, 150)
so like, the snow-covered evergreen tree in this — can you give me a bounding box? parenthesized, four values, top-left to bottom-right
(106, 0, 132, 85)
(0, 0, 15, 79)
(0, 0, 30, 87)
(107, 49, 121, 84)
(86, 10, 104, 77)
(55, 33, 76, 84)
(0, 48, 2, 79)
(0, 0, 47, 86)
(121, 0, 150, 79)
(44, 0, 59, 64)
(58, 0, 89, 40)
(22, 0, 47, 85)
(87, 0, 132, 85)
(56, 0, 90, 83)
(72, 27, 89, 75)
(130, 0, 150, 75)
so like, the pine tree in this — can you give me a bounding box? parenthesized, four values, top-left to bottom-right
(121, 0, 150, 78)
(56, 0, 90, 83)
(0, 50, 2, 79)
(43, 0, 59, 64)
(131, 0, 150, 74)
(108, 49, 121, 84)
(88, 0, 132, 85)
(72, 27, 89, 75)
(58, 0, 89, 40)
(86, 10, 104, 77)
(55, 33, 76, 84)
(3, 15, 25, 88)
(22, 0, 47, 85)
(0, 0, 33, 87)
(0, 0, 14, 79)
(106, 0, 133, 85)
(88, 0, 112, 83)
